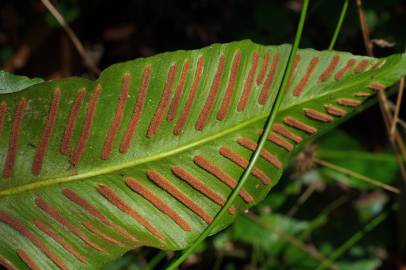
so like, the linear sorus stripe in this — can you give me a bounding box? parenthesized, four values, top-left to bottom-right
(60, 88, 86, 155)
(283, 116, 317, 134)
(171, 166, 236, 214)
(193, 155, 254, 203)
(16, 249, 41, 270)
(3, 98, 26, 178)
(119, 65, 151, 153)
(373, 59, 386, 69)
(293, 57, 319, 96)
(354, 59, 369, 73)
(219, 146, 271, 185)
(32, 89, 61, 176)
(258, 52, 279, 105)
(62, 188, 109, 223)
(101, 73, 131, 160)
(167, 59, 191, 121)
(272, 124, 302, 143)
(335, 58, 356, 80)
(147, 64, 178, 138)
(195, 55, 226, 130)
(336, 98, 361, 107)
(267, 132, 294, 152)
(69, 84, 102, 166)
(147, 170, 213, 224)
(285, 54, 301, 91)
(173, 56, 205, 135)
(256, 52, 270, 85)
(355, 92, 371, 97)
(126, 177, 191, 231)
(365, 60, 376, 71)
(34, 220, 87, 264)
(0, 255, 17, 270)
(35, 197, 104, 252)
(82, 222, 123, 246)
(303, 108, 333, 122)
(96, 184, 164, 241)
(319, 55, 340, 82)
(0, 211, 67, 270)
(217, 51, 242, 121)
(368, 82, 386, 91)
(237, 51, 259, 111)
(0, 101, 6, 139)
(62, 188, 137, 242)
(236, 137, 282, 169)
(324, 104, 347, 116)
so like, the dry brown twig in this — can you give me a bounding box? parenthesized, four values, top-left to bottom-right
(286, 181, 320, 217)
(3, 44, 31, 72)
(391, 77, 404, 139)
(314, 158, 401, 194)
(355, 0, 406, 183)
(40, 0, 100, 75)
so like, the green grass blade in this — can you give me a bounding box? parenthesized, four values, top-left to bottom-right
(316, 204, 397, 270)
(328, 0, 350, 50)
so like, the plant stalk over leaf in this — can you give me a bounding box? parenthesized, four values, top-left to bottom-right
(165, 0, 311, 268)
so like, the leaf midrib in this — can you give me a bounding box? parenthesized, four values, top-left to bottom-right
(0, 58, 390, 198)
(0, 113, 267, 197)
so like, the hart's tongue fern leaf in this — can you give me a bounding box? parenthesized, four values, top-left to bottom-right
(0, 36, 405, 269)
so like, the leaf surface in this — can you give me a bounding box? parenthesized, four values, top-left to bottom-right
(0, 40, 405, 269)
(0, 70, 43, 94)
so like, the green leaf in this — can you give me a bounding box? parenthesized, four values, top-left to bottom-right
(316, 130, 399, 189)
(0, 70, 44, 94)
(0, 40, 405, 269)
(336, 258, 381, 270)
(233, 214, 308, 254)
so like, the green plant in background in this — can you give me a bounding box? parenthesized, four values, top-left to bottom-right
(1, 0, 406, 269)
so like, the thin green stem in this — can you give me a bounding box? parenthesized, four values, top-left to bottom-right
(315, 204, 397, 270)
(40, 0, 100, 75)
(165, 1, 311, 269)
(212, 251, 224, 270)
(145, 251, 166, 270)
(328, 0, 349, 50)
(299, 196, 349, 240)
(286, 181, 318, 217)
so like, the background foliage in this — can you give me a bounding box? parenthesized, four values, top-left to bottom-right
(0, 0, 405, 269)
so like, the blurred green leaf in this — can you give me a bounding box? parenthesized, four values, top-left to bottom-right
(316, 130, 399, 189)
(365, 10, 379, 30)
(101, 251, 142, 270)
(355, 192, 388, 221)
(336, 258, 381, 270)
(0, 47, 14, 65)
(233, 214, 308, 255)
(0, 70, 43, 94)
(44, 0, 80, 27)
(262, 191, 286, 210)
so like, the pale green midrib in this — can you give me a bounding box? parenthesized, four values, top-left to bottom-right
(0, 60, 395, 198)
(0, 114, 267, 197)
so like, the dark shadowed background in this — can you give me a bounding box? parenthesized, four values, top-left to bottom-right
(1, 0, 405, 269)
